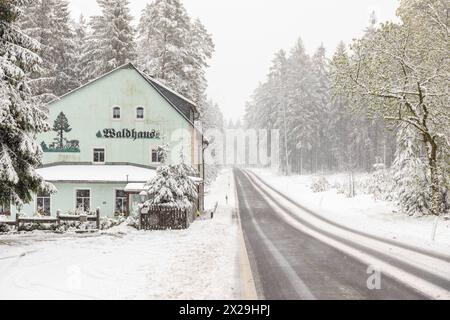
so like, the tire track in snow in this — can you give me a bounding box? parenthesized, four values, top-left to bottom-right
(242, 169, 450, 299)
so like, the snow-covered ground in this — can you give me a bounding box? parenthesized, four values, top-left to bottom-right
(0, 169, 239, 300)
(251, 169, 450, 254)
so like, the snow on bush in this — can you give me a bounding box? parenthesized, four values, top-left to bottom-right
(20, 222, 57, 232)
(124, 215, 140, 229)
(367, 164, 394, 201)
(332, 182, 346, 195)
(311, 177, 331, 193)
(142, 147, 199, 211)
(393, 127, 433, 216)
(0, 223, 13, 234)
(99, 217, 127, 231)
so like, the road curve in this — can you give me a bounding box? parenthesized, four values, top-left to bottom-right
(234, 169, 432, 300)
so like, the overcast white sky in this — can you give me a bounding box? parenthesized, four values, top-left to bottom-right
(69, 0, 399, 122)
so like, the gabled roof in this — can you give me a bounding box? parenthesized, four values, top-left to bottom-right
(49, 63, 198, 127)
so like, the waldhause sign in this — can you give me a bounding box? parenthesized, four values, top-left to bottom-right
(97, 129, 161, 140)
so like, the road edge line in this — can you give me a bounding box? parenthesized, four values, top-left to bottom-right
(243, 170, 450, 300)
(234, 169, 258, 300)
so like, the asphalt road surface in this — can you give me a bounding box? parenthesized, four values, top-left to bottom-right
(234, 169, 449, 300)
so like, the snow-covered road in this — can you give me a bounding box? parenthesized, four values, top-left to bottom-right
(0, 170, 239, 300)
(251, 169, 450, 252)
(237, 169, 450, 300)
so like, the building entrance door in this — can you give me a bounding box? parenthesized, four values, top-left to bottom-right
(127, 193, 142, 217)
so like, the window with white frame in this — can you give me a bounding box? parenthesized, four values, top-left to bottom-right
(93, 148, 105, 163)
(76, 190, 91, 212)
(36, 192, 51, 216)
(136, 107, 144, 120)
(112, 106, 121, 119)
(115, 190, 128, 214)
(0, 200, 10, 216)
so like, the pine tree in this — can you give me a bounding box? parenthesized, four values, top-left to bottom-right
(51, 0, 79, 95)
(137, 0, 191, 93)
(52, 112, 72, 149)
(185, 19, 214, 113)
(20, 0, 78, 99)
(393, 126, 431, 216)
(73, 15, 88, 84)
(137, 0, 214, 111)
(144, 165, 183, 207)
(143, 164, 197, 210)
(83, 0, 136, 82)
(202, 99, 224, 183)
(0, 0, 55, 206)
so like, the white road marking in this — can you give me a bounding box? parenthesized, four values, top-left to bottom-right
(245, 170, 450, 281)
(236, 177, 316, 300)
(242, 170, 450, 300)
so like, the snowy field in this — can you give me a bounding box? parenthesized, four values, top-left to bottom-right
(0, 170, 239, 300)
(251, 169, 450, 254)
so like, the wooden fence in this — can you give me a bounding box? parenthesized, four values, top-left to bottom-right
(139, 205, 191, 231)
(3, 209, 101, 231)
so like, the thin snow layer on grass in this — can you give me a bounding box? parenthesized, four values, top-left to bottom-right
(251, 169, 450, 253)
(0, 170, 239, 300)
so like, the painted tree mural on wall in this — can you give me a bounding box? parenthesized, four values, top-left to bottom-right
(53, 112, 72, 149)
(41, 112, 80, 153)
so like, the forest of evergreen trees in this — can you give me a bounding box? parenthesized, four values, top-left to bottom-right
(16, 0, 220, 119)
(245, 1, 449, 216)
(245, 16, 397, 175)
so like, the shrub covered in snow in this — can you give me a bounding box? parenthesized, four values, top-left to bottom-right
(311, 177, 331, 193)
(99, 217, 126, 230)
(367, 165, 394, 201)
(393, 127, 433, 216)
(332, 182, 346, 195)
(56, 221, 93, 233)
(124, 215, 140, 229)
(142, 160, 198, 211)
(0, 223, 13, 234)
(20, 222, 58, 232)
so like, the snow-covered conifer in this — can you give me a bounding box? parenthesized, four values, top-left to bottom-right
(20, 0, 78, 99)
(73, 15, 88, 84)
(0, 0, 55, 206)
(393, 126, 431, 216)
(83, 0, 136, 82)
(137, 0, 214, 112)
(137, 0, 191, 93)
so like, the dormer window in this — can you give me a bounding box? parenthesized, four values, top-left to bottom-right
(136, 107, 144, 120)
(112, 106, 121, 119)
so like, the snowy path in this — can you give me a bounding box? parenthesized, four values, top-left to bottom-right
(237, 169, 450, 300)
(0, 170, 239, 300)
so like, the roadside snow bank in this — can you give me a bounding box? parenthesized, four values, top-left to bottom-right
(251, 169, 450, 253)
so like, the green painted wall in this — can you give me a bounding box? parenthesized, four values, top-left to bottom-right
(17, 183, 128, 218)
(40, 67, 196, 166)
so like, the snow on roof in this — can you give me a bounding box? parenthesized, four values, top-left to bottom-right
(124, 183, 147, 192)
(37, 165, 156, 183)
(140, 71, 198, 108)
